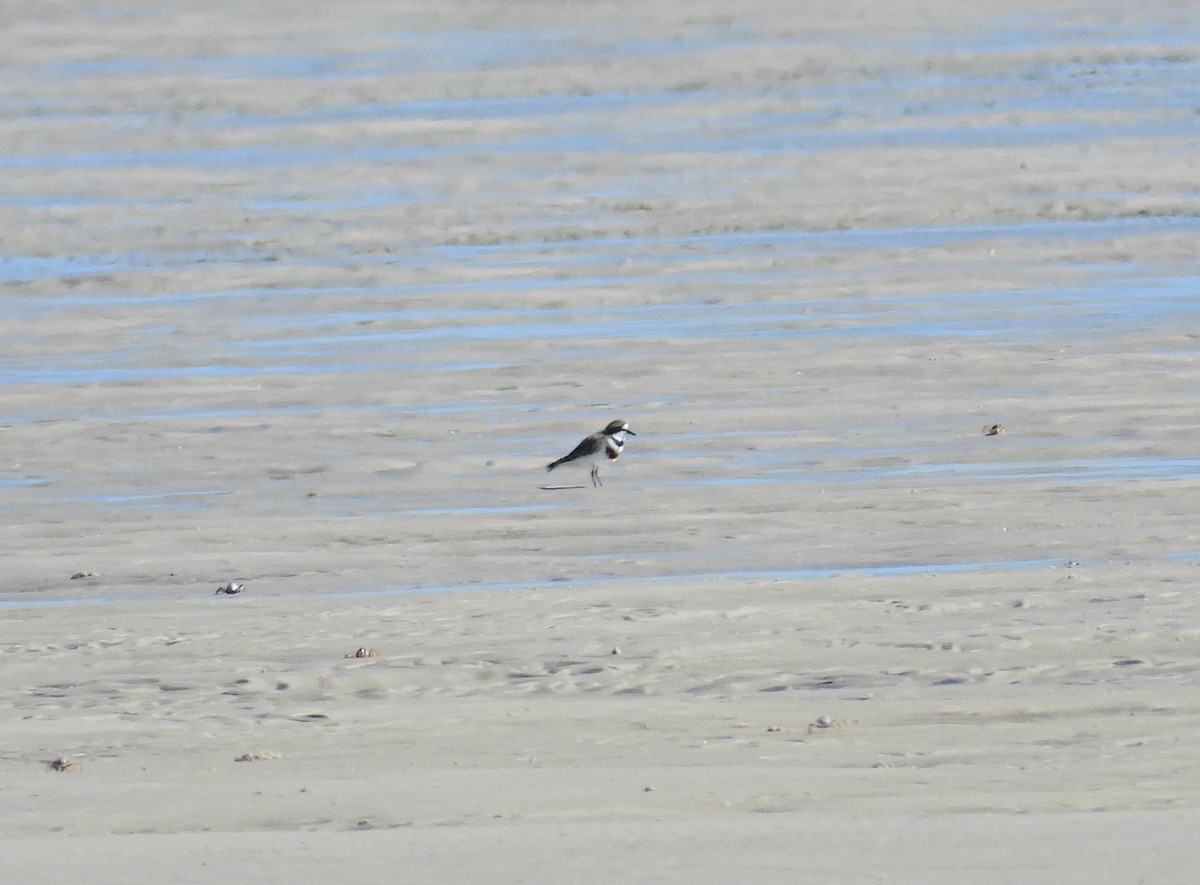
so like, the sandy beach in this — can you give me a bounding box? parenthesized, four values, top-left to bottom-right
(4, 0, 1200, 880)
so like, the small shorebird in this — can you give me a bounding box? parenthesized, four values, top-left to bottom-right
(215, 581, 245, 595)
(546, 419, 636, 487)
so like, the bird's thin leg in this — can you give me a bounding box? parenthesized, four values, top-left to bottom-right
(591, 465, 602, 487)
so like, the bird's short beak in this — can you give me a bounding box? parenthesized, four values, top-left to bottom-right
(625, 429, 637, 435)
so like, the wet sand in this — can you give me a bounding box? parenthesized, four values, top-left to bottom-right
(4, 0, 1200, 880)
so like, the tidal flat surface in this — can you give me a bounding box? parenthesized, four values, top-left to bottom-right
(6, 6, 1200, 882)
(1, 0, 1198, 600)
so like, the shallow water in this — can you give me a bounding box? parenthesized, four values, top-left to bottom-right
(3, 259, 1196, 395)
(0, 556, 1063, 608)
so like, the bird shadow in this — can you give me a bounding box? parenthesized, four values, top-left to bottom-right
(540, 483, 590, 490)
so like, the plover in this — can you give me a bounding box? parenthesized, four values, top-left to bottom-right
(546, 419, 636, 487)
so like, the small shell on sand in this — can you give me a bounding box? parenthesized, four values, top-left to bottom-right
(215, 581, 246, 595)
(983, 423, 1006, 436)
(235, 752, 281, 762)
(70, 571, 98, 580)
(808, 715, 841, 734)
(48, 757, 78, 772)
(344, 647, 379, 658)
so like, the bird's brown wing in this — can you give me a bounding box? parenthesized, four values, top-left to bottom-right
(546, 435, 597, 471)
